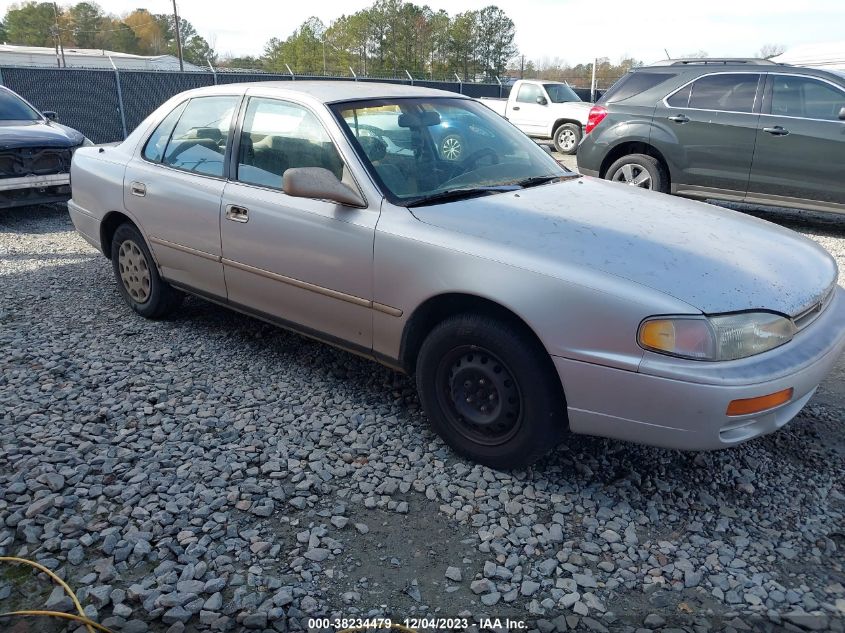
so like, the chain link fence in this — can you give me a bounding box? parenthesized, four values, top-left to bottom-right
(0, 66, 603, 144)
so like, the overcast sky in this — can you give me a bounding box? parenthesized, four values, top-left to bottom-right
(5, 0, 842, 64)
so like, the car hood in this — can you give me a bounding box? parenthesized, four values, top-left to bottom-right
(411, 177, 838, 316)
(0, 120, 84, 149)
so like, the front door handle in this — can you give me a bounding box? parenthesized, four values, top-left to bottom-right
(130, 181, 146, 196)
(668, 114, 690, 123)
(763, 126, 790, 136)
(512, 106, 520, 111)
(225, 204, 249, 223)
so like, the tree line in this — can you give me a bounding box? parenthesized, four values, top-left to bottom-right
(0, 2, 213, 66)
(232, 0, 519, 81)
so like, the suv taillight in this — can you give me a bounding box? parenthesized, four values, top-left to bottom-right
(585, 105, 608, 135)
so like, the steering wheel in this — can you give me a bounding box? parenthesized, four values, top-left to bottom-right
(459, 147, 499, 172)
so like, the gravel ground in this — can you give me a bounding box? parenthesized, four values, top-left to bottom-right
(1, 199, 844, 633)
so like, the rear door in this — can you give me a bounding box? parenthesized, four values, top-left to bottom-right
(123, 95, 240, 298)
(507, 83, 549, 135)
(653, 72, 762, 197)
(747, 73, 845, 211)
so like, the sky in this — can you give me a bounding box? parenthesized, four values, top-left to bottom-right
(4, 0, 843, 65)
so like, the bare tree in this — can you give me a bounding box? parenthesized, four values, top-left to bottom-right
(757, 43, 786, 59)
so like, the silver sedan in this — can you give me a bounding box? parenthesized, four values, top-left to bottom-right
(68, 81, 845, 469)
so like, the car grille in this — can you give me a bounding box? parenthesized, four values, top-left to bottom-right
(792, 285, 836, 332)
(0, 146, 73, 178)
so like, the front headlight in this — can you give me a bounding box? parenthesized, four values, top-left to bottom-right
(639, 312, 795, 361)
(82, 137, 95, 147)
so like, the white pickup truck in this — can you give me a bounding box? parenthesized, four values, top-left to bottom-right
(477, 79, 593, 154)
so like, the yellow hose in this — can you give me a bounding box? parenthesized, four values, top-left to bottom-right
(0, 556, 112, 633)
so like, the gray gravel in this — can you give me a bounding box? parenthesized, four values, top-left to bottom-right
(1, 203, 844, 633)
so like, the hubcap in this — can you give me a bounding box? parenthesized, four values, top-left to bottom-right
(436, 346, 522, 446)
(611, 163, 652, 189)
(441, 136, 462, 161)
(118, 239, 151, 303)
(558, 129, 577, 151)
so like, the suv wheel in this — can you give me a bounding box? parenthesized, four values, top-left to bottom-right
(553, 123, 581, 155)
(605, 154, 668, 192)
(416, 314, 567, 470)
(111, 223, 183, 319)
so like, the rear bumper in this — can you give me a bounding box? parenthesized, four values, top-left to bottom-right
(554, 286, 845, 450)
(67, 199, 103, 253)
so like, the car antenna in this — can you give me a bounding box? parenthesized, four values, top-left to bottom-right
(664, 48, 671, 60)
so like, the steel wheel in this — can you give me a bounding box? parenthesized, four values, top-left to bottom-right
(610, 162, 653, 189)
(441, 135, 463, 161)
(117, 239, 151, 303)
(434, 345, 523, 446)
(556, 128, 578, 153)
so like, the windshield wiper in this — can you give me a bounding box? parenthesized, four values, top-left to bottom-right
(406, 185, 520, 207)
(512, 174, 575, 188)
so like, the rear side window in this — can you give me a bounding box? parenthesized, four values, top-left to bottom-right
(516, 83, 543, 104)
(143, 101, 187, 163)
(599, 72, 676, 104)
(770, 75, 845, 121)
(162, 96, 239, 177)
(686, 74, 760, 112)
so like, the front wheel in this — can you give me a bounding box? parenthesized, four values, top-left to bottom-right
(416, 314, 567, 470)
(111, 223, 183, 319)
(605, 153, 669, 193)
(553, 123, 581, 155)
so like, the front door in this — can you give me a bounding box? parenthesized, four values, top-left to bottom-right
(123, 95, 241, 298)
(508, 83, 549, 135)
(747, 73, 845, 211)
(653, 72, 762, 196)
(220, 96, 377, 350)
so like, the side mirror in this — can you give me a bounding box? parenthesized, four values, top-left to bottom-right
(283, 167, 365, 207)
(839, 106, 845, 121)
(536, 96, 548, 106)
(43, 111, 58, 121)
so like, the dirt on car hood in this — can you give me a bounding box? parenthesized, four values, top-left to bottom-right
(411, 176, 839, 316)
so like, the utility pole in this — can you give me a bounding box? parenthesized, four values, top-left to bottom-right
(520, 54, 524, 79)
(172, 0, 184, 72)
(52, 3, 65, 68)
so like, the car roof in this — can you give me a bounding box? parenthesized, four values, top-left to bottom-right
(634, 61, 843, 81)
(179, 80, 468, 104)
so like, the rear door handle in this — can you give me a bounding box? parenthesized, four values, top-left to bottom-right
(130, 181, 146, 196)
(763, 126, 789, 136)
(667, 114, 690, 123)
(225, 204, 249, 223)
(512, 106, 520, 111)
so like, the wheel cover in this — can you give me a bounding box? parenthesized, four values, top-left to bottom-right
(435, 345, 523, 446)
(117, 239, 151, 303)
(441, 135, 463, 161)
(610, 163, 653, 189)
(557, 128, 577, 151)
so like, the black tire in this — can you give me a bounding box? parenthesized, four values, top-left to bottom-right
(111, 223, 183, 319)
(416, 314, 567, 470)
(553, 123, 581, 155)
(604, 153, 669, 193)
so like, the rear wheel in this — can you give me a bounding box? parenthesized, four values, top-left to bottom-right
(416, 314, 567, 470)
(605, 153, 669, 193)
(553, 123, 581, 155)
(111, 223, 182, 319)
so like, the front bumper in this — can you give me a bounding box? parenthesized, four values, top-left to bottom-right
(0, 173, 71, 208)
(67, 199, 103, 253)
(555, 286, 845, 450)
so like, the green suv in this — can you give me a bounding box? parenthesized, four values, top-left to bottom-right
(576, 58, 845, 214)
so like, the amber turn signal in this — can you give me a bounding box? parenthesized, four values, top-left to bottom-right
(726, 388, 793, 416)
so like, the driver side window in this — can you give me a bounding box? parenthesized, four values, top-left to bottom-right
(517, 83, 543, 104)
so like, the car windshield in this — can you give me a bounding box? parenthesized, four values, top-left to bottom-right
(332, 97, 568, 205)
(543, 83, 581, 103)
(0, 89, 42, 121)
